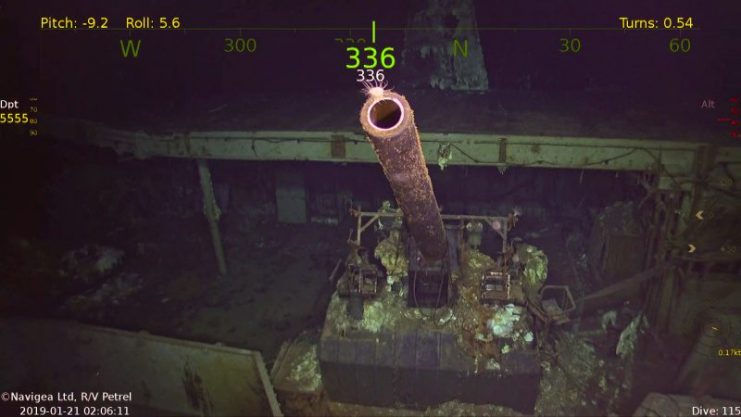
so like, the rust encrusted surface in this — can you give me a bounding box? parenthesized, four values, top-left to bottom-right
(374, 229, 408, 284)
(328, 400, 523, 416)
(324, 245, 536, 369)
(360, 91, 448, 261)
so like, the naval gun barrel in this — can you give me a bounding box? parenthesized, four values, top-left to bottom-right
(360, 91, 447, 262)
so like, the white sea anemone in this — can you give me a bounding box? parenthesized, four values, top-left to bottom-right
(361, 79, 390, 99)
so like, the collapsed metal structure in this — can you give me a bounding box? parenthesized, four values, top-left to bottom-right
(0, 318, 282, 416)
(318, 90, 552, 412)
(42, 105, 741, 312)
(38, 92, 741, 408)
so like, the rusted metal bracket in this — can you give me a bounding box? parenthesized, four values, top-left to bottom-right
(197, 159, 227, 275)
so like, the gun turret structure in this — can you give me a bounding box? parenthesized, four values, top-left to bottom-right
(320, 90, 559, 414)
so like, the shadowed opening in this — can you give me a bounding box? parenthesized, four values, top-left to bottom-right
(368, 99, 403, 130)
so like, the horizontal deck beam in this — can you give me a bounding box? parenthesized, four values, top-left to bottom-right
(45, 117, 741, 186)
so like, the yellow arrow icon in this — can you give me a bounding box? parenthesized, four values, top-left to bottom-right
(695, 210, 704, 220)
(688, 244, 697, 253)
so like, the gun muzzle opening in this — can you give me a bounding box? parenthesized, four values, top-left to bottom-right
(367, 98, 404, 131)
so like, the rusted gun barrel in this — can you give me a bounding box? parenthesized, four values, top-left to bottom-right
(359, 91, 447, 262)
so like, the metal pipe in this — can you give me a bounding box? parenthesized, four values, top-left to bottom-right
(360, 91, 447, 261)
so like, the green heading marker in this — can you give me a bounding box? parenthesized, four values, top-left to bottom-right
(372, 20, 376, 43)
